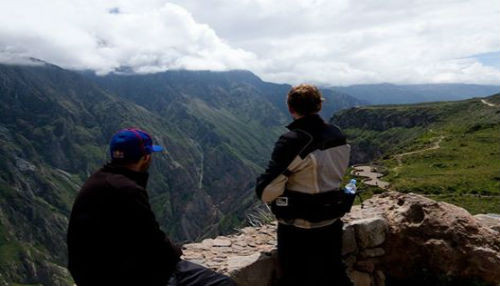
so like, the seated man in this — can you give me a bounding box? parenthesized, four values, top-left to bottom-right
(67, 128, 235, 286)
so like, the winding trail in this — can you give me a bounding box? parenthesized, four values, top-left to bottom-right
(352, 165, 391, 190)
(352, 134, 446, 190)
(394, 135, 445, 167)
(481, 99, 498, 107)
(352, 99, 497, 193)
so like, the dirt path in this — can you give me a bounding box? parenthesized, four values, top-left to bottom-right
(394, 135, 444, 167)
(481, 99, 498, 107)
(352, 134, 445, 190)
(352, 165, 391, 190)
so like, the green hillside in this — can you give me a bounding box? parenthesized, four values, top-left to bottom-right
(0, 63, 362, 285)
(332, 94, 500, 214)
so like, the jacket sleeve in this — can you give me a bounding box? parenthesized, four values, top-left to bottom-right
(121, 187, 181, 283)
(255, 131, 310, 203)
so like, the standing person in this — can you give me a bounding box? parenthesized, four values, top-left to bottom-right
(67, 128, 235, 286)
(256, 85, 353, 286)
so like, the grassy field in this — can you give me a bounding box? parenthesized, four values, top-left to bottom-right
(342, 94, 500, 214)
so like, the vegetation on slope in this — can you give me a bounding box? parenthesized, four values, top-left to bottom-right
(333, 94, 500, 214)
(0, 63, 363, 285)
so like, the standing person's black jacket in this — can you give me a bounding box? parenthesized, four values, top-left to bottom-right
(255, 114, 351, 228)
(67, 164, 181, 286)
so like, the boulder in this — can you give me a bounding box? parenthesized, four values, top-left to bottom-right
(365, 192, 500, 285)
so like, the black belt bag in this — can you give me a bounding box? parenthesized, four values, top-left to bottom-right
(270, 189, 355, 222)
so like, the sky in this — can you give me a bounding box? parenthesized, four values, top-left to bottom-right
(0, 0, 499, 85)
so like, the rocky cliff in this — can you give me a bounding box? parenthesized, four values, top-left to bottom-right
(182, 192, 500, 286)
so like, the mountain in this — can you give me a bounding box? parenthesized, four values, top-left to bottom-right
(0, 63, 362, 285)
(331, 83, 500, 105)
(331, 93, 500, 214)
(81, 69, 366, 121)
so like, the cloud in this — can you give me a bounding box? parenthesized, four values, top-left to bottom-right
(0, 0, 499, 84)
(171, 0, 500, 85)
(0, 0, 255, 74)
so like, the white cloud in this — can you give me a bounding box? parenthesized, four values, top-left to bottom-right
(171, 0, 500, 85)
(0, 0, 499, 84)
(0, 0, 255, 74)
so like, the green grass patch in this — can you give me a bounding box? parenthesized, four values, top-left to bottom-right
(338, 95, 500, 214)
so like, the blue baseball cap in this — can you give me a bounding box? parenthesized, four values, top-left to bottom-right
(110, 128, 163, 162)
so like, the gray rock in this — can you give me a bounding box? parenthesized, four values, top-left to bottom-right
(227, 253, 262, 271)
(355, 260, 375, 273)
(229, 251, 277, 286)
(361, 248, 385, 258)
(213, 238, 232, 247)
(15, 158, 36, 172)
(375, 270, 386, 286)
(349, 270, 372, 286)
(342, 224, 358, 256)
(351, 216, 388, 248)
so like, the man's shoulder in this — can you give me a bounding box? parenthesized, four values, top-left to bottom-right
(323, 123, 346, 139)
(81, 168, 143, 196)
(105, 172, 144, 194)
(279, 129, 313, 144)
(272, 129, 315, 159)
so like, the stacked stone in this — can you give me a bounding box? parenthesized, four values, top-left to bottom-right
(182, 223, 277, 279)
(342, 216, 388, 286)
(182, 215, 391, 286)
(182, 192, 500, 286)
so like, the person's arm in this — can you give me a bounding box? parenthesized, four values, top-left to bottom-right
(121, 186, 181, 282)
(255, 131, 311, 203)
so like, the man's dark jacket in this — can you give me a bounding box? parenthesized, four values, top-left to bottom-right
(67, 164, 181, 286)
(255, 114, 351, 226)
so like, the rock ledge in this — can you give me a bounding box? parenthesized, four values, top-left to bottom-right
(183, 192, 500, 286)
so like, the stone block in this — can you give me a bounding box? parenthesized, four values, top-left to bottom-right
(361, 248, 385, 258)
(212, 238, 232, 247)
(343, 255, 357, 269)
(374, 270, 386, 286)
(351, 217, 388, 248)
(355, 260, 375, 273)
(349, 270, 372, 286)
(229, 251, 277, 286)
(342, 224, 358, 256)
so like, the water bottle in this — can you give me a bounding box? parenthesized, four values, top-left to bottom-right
(344, 179, 357, 195)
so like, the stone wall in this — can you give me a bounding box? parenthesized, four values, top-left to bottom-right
(182, 192, 500, 286)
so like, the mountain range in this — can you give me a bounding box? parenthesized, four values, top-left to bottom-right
(0, 59, 498, 285)
(0, 62, 362, 285)
(331, 83, 499, 105)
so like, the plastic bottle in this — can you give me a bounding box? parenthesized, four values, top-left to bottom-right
(344, 179, 357, 194)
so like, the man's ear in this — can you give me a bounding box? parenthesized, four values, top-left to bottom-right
(138, 154, 152, 171)
(288, 105, 302, 119)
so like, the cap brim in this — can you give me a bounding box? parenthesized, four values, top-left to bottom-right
(152, 145, 164, 152)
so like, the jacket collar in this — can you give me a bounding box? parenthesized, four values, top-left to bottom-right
(286, 113, 325, 131)
(102, 163, 149, 188)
